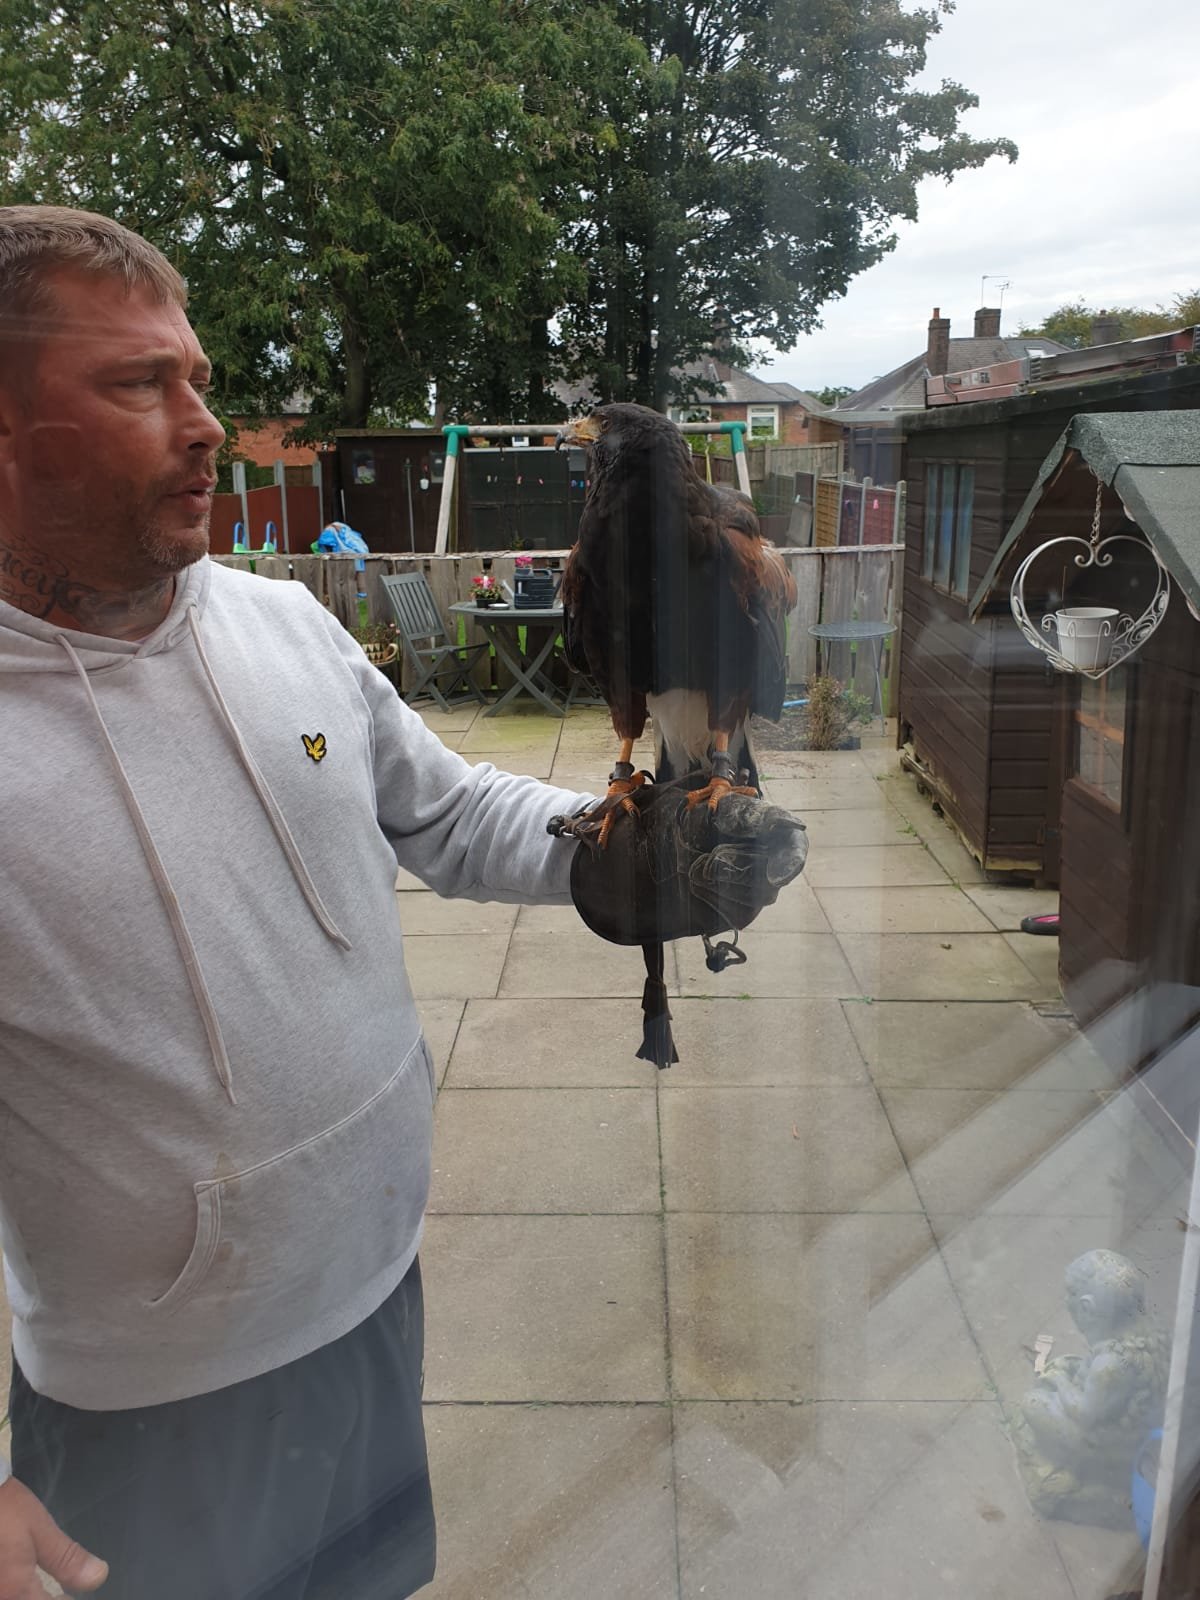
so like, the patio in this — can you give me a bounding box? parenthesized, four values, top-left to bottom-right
(0, 703, 1189, 1599)
(410, 704, 1190, 1600)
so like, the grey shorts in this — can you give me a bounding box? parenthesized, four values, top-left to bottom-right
(10, 1257, 435, 1600)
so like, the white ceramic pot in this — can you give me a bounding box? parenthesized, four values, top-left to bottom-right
(1054, 607, 1119, 671)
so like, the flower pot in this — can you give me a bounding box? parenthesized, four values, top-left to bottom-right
(364, 642, 398, 666)
(1053, 607, 1119, 671)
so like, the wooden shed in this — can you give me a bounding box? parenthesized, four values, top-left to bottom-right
(897, 364, 1200, 880)
(968, 411, 1200, 1028)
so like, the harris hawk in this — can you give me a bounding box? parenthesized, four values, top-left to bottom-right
(551, 402, 804, 1066)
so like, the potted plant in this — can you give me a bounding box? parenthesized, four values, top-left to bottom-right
(349, 618, 399, 666)
(470, 574, 502, 608)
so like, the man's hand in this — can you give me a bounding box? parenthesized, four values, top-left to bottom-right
(0, 1478, 107, 1597)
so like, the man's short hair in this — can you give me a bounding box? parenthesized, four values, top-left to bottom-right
(0, 205, 187, 384)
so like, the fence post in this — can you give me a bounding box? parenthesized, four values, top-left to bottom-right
(273, 461, 291, 553)
(858, 477, 872, 544)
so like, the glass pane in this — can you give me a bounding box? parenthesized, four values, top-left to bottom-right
(1077, 719, 1103, 785)
(1105, 665, 1128, 731)
(1103, 735, 1124, 805)
(952, 465, 975, 597)
(934, 467, 954, 589)
(922, 465, 939, 579)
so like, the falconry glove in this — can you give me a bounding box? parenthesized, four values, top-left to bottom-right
(551, 772, 808, 1066)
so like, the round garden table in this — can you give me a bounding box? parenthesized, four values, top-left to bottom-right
(808, 619, 896, 733)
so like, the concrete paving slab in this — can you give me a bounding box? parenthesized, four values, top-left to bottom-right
(500, 929, 664, 998)
(878, 1087, 1163, 1218)
(417, 999, 466, 1087)
(916, 822, 989, 885)
(764, 778, 895, 812)
(838, 932, 1047, 1001)
(673, 1400, 1075, 1600)
(804, 846, 950, 889)
(742, 877, 831, 934)
(415, 707, 484, 733)
(654, 998, 869, 1087)
(676, 933, 858, 999)
(666, 1212, 988, 1402)
(461, 752, 555, 779)
(963, 884, 1061, 931)
(660, 1087, 921, 1213)
(395, 867, 433, 891)
(422, 1214, 667, 1401)
(446, 999, 657, 1087)
(815, 885, 993, 935)
(398, 896, 521, 937)
(457, 721, 562, 756)
(779, 806, 920, 849)
(1051, 1518, 1150, 1600)
(405, 934, 511, 1000)
(429, 1087, 660, 1213)
(1004, 929, 1064, 1000)
(842, 1000, 1113, 1093)
(423, 1403, 676, 1600)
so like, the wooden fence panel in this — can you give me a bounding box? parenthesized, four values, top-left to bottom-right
(285, 556, 327, 604)
(783, 550, 820, 686)
(213, 543, 903, 707)
(815, 480, 839, 547)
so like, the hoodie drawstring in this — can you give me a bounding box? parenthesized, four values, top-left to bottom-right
(185, 608, 351, 954)
(56, 609, 352, 1104)
(58, 634, 239, 1105)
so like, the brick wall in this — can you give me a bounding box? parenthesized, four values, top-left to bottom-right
(228, 415, 323, 467)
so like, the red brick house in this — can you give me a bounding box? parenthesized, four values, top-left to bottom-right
(668, 357, 838, 446)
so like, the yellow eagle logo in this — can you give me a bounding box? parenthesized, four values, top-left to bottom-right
(301, 733, 327, 764)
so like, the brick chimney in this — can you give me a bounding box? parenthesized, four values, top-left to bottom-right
(974, 306, 1002, 338)
(926, 307, 951, 377)
(1090, 310, 1123, 347)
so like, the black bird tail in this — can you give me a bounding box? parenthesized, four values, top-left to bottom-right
(637, 940, 678, 1068)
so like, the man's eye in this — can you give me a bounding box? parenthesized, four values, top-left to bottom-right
(121, 377, 158, 389)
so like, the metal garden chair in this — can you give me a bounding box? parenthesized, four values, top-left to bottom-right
(380, 572, 490, 712)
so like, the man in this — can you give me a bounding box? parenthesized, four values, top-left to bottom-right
(0, 205, 592, 1599)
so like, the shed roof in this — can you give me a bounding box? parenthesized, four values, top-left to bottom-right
(969, 412, 1200, 618)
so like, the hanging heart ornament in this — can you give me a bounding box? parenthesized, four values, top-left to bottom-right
(1010, 531, 1170, 680)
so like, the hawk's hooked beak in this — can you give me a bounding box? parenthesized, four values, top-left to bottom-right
(555, 416, 602, 452)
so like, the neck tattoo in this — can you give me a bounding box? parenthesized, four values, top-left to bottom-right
(0, 538, 175, 640)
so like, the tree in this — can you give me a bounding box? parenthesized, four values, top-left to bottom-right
(558, 0, 1018, 410)
(1019, 291, 1200, 350)
(0, 0, 623, 429)
(1, 0, 1016, 425)
(814, 384, 855, 408)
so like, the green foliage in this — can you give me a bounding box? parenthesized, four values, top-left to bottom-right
(0, 0, 1016, 425)
(559, 0, 1018, 409)
(1019, 291, 1200, 350)
(815, 384, 855, 407)
(805, 674, 871, 749)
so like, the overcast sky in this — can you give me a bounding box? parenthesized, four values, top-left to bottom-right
(764, 0, 1200, 394)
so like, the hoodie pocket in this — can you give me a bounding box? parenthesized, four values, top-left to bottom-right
(145, 1035, 434, 1334)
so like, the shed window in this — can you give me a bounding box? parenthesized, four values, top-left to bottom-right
(747, 404, 780, 438)
(921, 463, 974, 598)
(1074, 669, 1127, 808)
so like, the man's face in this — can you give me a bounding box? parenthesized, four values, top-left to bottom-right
(0, 268, 226, 585)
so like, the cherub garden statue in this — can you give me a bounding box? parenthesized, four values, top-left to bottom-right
(1012, 1249, 1169, 1527)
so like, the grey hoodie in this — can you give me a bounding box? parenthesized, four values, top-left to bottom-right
(0, 557, 591, 1457)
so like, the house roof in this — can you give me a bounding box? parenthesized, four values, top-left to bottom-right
(969, 412, 1200, 619)
(679, 359, 829, 411)
(553, 361, 828, 415)
(838, 336, 1070, 414)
